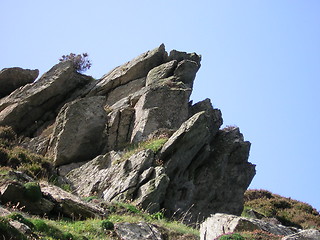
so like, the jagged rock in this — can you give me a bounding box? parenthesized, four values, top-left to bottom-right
(282, 229, 320, 240)
(146, 60, 177, 86)
(167, 49, 202, 66)
(131, 83, 191, 142)
(0, 61, 93, 135)
(173, 60, 199, 88)
(0, 67, 39, 97)
(106, 77, 146, 106)
(200, 213, 299, 240)
(66, 149, 156, 201)
(89, 44, 166, 96)
(134, 166, 170, 213)
(40, 182, 105, 220)
(105, 100, 135, 151)
(115, 222, 163, 240)
(47, 96, 107, 166)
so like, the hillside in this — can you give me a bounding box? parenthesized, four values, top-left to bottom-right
(243, 189, 320, 230)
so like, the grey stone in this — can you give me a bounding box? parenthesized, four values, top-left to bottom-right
(89, 44, 166, 96)
(173, 60, 200, 88)
(200, 213, 299, 240)
(135, 166, 170, 213)
(0, 61, 92, 134)
(282, 229, 320, 240)
(65, 149, 155, 202)
(146, 60, 177, 86)
(106, 77, 146, 106)
(0, 67, 39, 97)
(47, 96, 107, 166)
(131, 84, 191, 142)
(168, 49, 201, 66)
(40, 181, 105, 219)
(115, 222, 163, 240)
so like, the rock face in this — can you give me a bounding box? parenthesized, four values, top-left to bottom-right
(0, 61, 93, 135)
(0, 44, 256, 225)
(200, 213, 299, 240)
(47, 96, 107, 166)
(0, 67, 39, 97)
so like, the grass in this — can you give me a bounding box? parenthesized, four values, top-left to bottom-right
(243, 189, 320, 229)
(116, 137, 168, 164)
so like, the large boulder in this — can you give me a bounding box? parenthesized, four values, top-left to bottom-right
(200, 213, 299, 240)
(47, 96, 107, 166)
(0, 67, 39, 97)
(40, 182, 105, 220)
(0, 61, 93, 135)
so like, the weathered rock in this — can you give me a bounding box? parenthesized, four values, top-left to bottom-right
(66, 149, 156, 202)
(115, 222, 163, 240)
(282, 229, 320, 240)
(168, 49, 202, 66)
(106, 77, 146, 106)
(200, 213, 299, 240)
(146, 60, 177, 86)
(105, 101, 135, 151)
(47, 96, 107, 166)
(0, 61, 93, 135)
(0, 67, 39, 97)
(134, 166, 170, 213)
(0, 181, 55, 215)
(40, 182, 105, 220)
(131, 84, 191, 142)
(173, 60, 199, 88)
(89, 44, 166, 96)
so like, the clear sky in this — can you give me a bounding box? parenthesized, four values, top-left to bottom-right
(1, 1, 319, 211)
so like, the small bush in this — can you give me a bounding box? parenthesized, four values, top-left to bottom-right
(0, 147, 9, 166)
(59, 53, 92, 73)
(24, 182, 42, 202)
(0, 126, 16, 142)
(101, 220, 114, 230)
(217, 233, 245, 240)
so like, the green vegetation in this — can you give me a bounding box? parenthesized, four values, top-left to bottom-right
(217, 233, 245, 240)
(0, 126, 57, 182)
(243, 189, 320, 229)
(118, 137, 168, 164)
(0, 216, 28, 240)
(24, 181, 42, 202)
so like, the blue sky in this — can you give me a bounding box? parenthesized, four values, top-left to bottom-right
(1, 1, 319, 211)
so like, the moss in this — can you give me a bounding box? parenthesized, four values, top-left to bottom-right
(7, 213, 35, 229)
(0, 216, 27, 240)
(24, 181, 42, 202)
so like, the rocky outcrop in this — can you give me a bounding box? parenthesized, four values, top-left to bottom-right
(47, 96, 107, 166)
(0, 44, 256, 226)
(200, 213, 299, 240)
(0, 61, 93, 135)
(0, 67, 39, 97)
